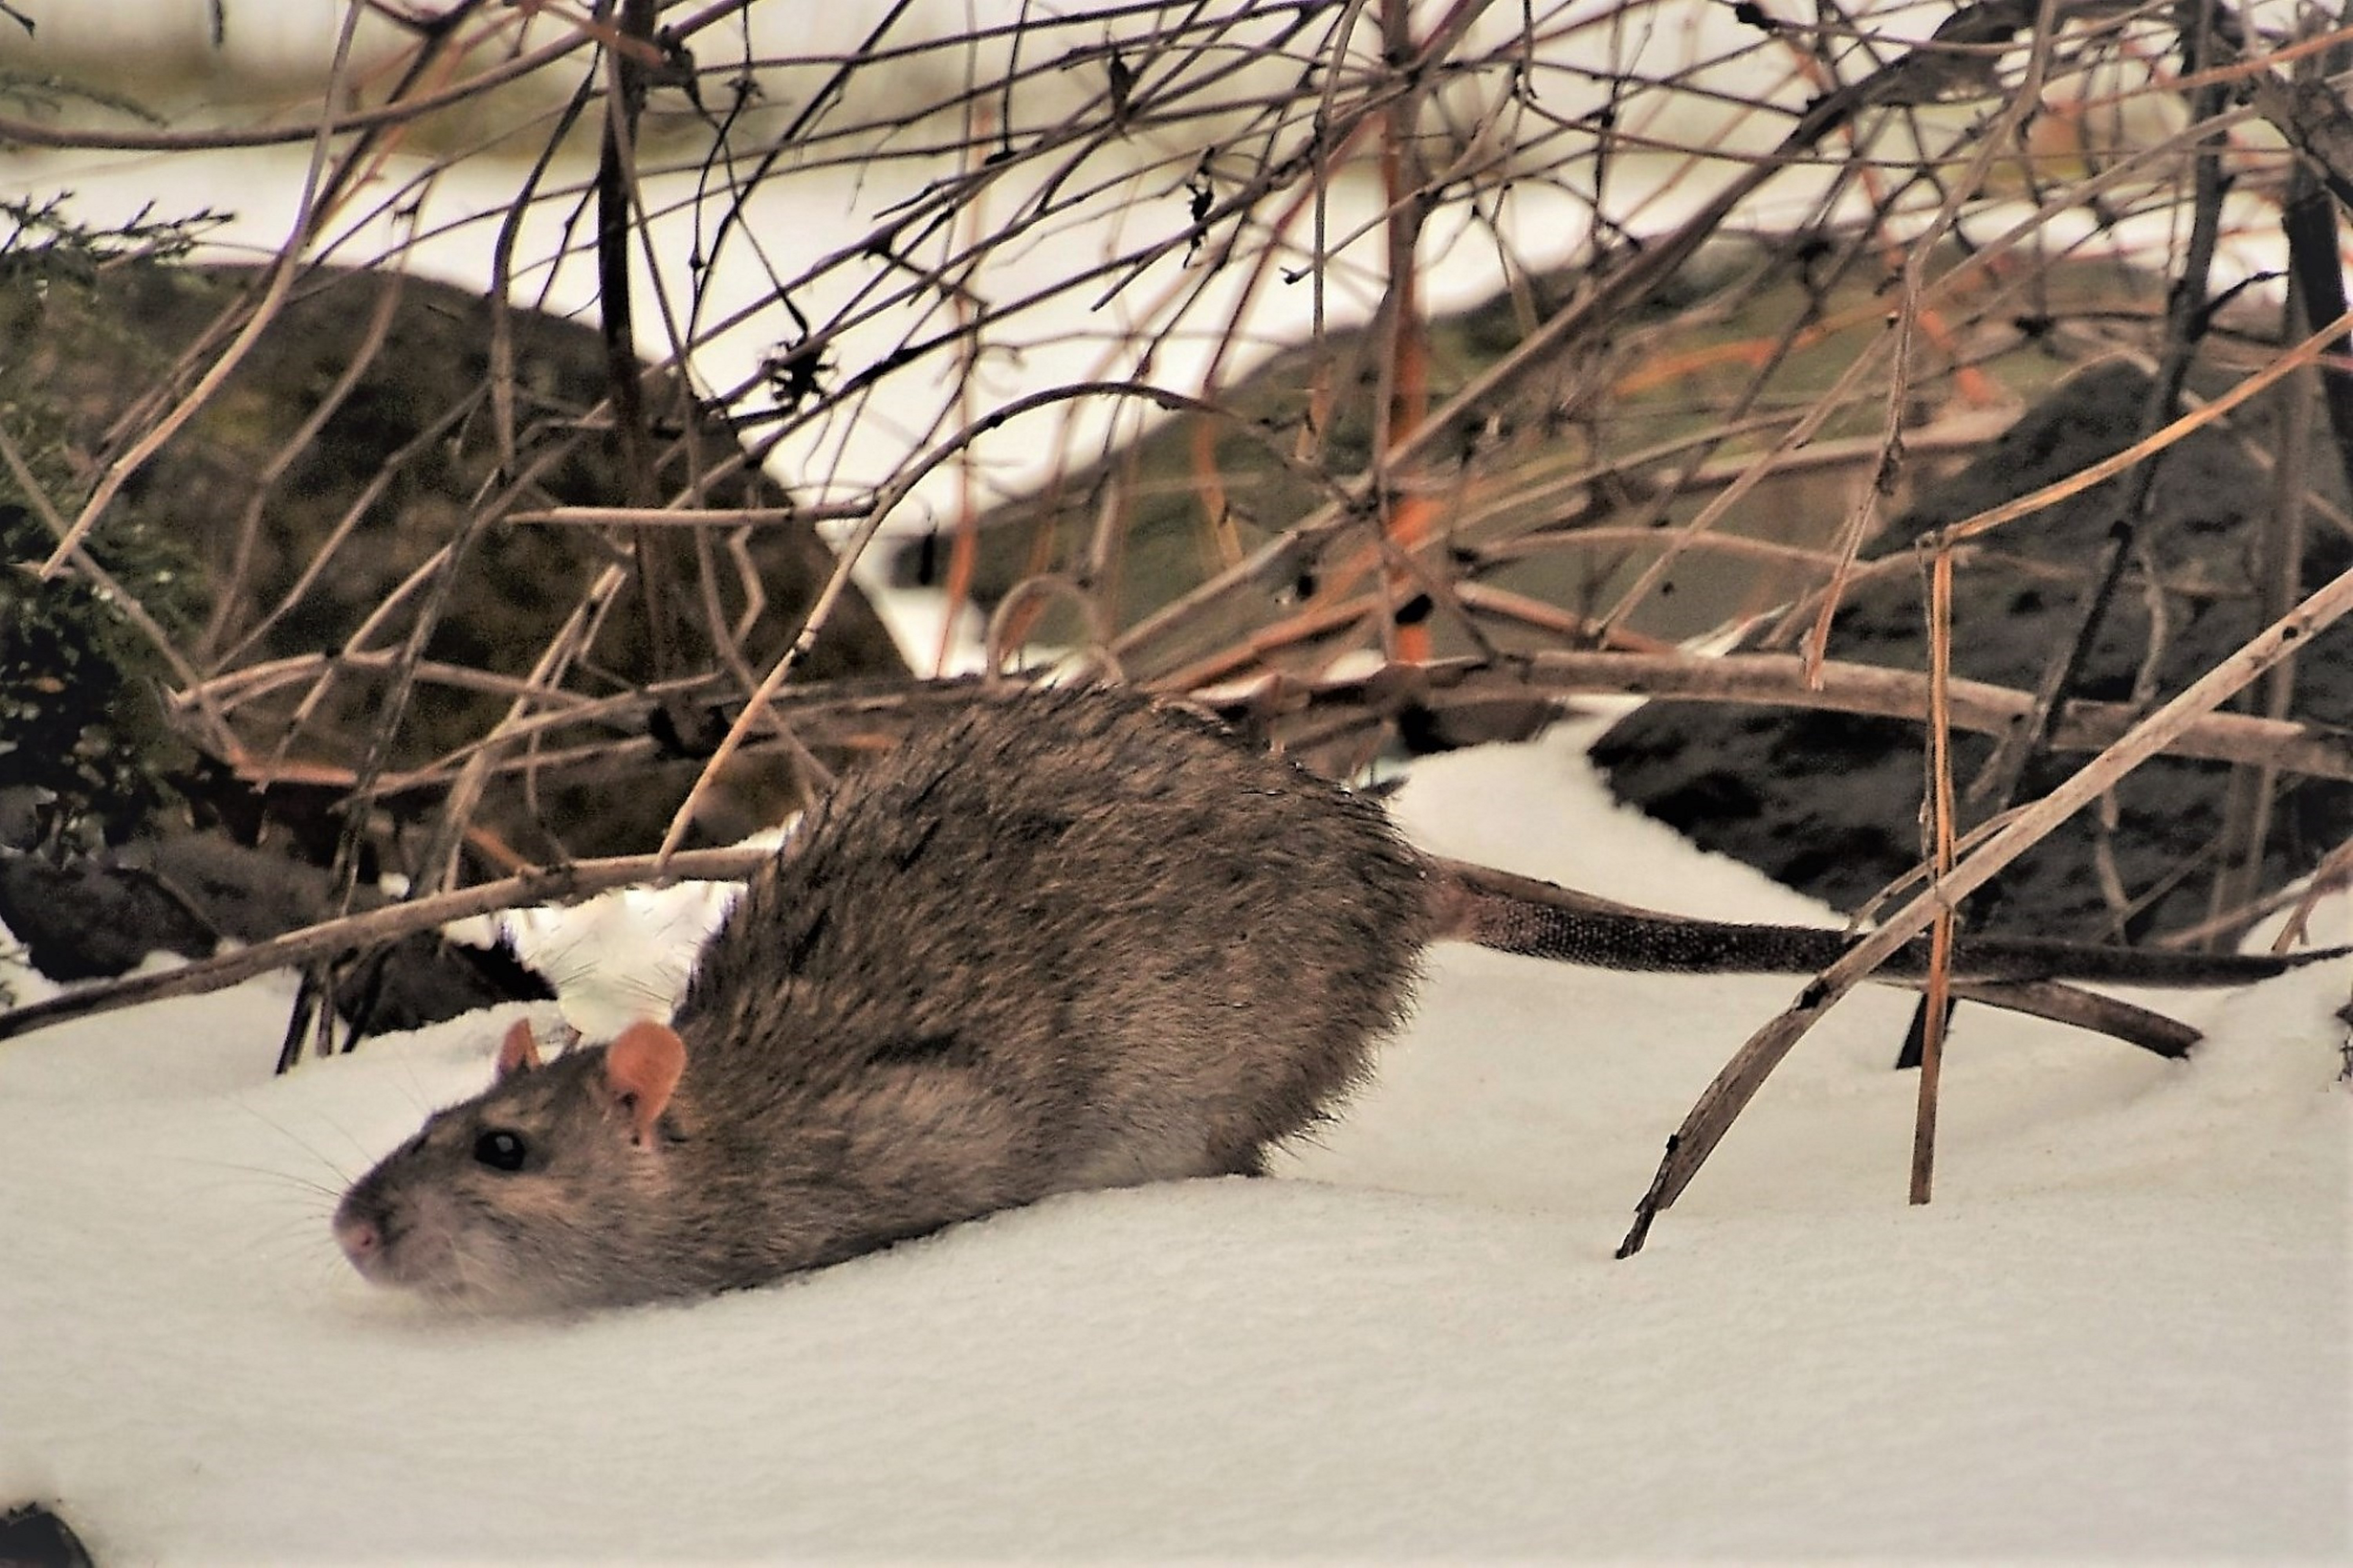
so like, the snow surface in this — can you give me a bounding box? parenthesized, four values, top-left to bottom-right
(2, 712, 2348, 1563)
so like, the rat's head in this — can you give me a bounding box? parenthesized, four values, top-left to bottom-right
(333, 1018, 688, 1312)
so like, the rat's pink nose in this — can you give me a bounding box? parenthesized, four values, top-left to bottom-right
(334, 1215, 381, 1268)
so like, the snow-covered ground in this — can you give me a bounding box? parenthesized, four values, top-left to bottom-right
(2, 707, 2346, 1563)
(4, 5, 2347, 1558)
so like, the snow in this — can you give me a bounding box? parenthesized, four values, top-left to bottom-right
(1, 711, 2348, 1563)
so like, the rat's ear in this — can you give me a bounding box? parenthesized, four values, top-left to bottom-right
(602, 1019, 686, 1148)
(495, 1019, 543, 1082)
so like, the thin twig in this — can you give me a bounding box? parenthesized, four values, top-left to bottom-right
(0, 849, 774, 1047)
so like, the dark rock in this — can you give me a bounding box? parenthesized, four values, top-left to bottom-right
(0, 1500, 94, 1568)
(1592, 363, 2353, 943)
(324, 928, 556, 1037)
(0, 851, 216, 980)
(0, 832, 553, 1034)
(2, 256, 908, 862)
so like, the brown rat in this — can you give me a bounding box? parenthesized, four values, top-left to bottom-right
(333, 685, 2342, 1311)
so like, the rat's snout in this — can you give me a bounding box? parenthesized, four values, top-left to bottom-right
(332, 1180, 470, 1294)
(333, 1190, 391, 1281)
(333, 1210, 380, 1273)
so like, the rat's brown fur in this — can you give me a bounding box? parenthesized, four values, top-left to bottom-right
(335, 687, 1429, 1309)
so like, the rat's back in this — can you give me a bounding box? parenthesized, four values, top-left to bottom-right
(679, 685, 1432, 1188)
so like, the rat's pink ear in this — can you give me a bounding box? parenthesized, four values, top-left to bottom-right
(495, 1019, 543, 1082)
(603, 1020, 686, 1148)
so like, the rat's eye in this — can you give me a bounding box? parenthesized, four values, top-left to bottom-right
(473, 1129, 530, 1172)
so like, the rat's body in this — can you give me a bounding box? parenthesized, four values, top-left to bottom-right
(338, 689, 1429, 1308)
(335, 686, 2337, 1311)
